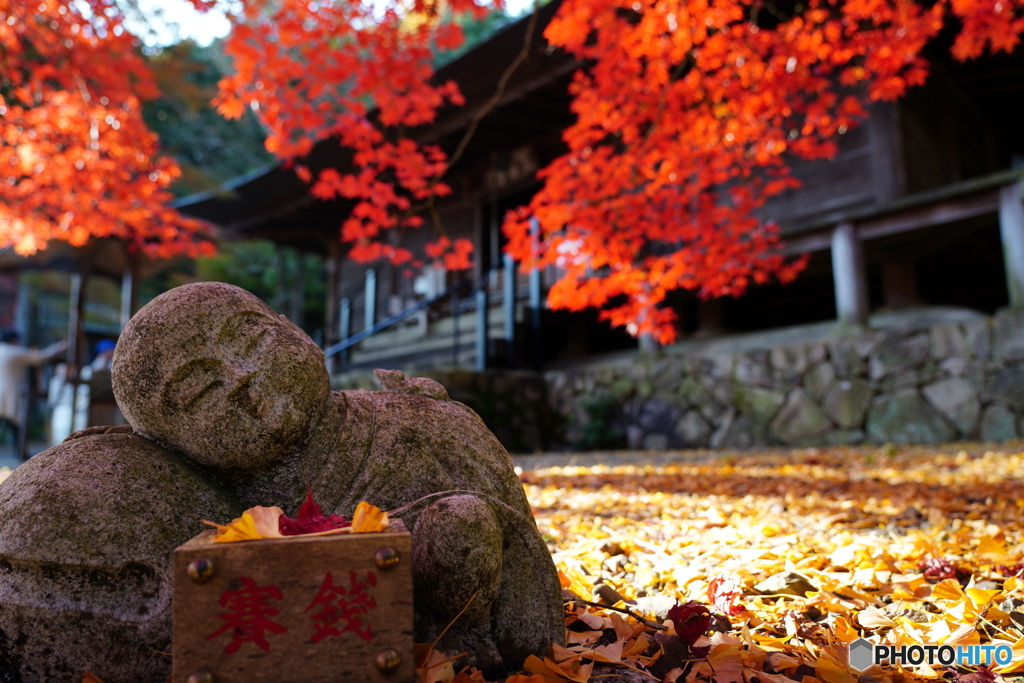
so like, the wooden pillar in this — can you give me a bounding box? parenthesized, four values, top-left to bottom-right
(503, 253, 516, 367)
(475, 289, 488, 371)
(364, 269, 377, 332)
(528, 218, 543, 371)
(14, 277, 31, 345)
(831, 221, 869, 327)
(999, 180, 1024, 308)
(120, 252, 138, 331)
(67, 270, 87, 379)
(325, 244, 340, 372)
(338, 298, 351, 366)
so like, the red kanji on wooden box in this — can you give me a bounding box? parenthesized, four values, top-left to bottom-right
(172, 521, 413, 683)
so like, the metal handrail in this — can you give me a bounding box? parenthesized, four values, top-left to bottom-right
(323, 264, 498, 359)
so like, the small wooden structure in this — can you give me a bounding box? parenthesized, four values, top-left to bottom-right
(172, 521, 414, 683)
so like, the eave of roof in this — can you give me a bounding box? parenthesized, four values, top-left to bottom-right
(173, 0, 573, 248)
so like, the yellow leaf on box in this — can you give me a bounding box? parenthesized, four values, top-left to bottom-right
(204, 506, 284, 542)
(351, 500, 389, 532)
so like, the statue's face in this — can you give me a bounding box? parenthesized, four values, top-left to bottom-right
(112, 283, 330, 475)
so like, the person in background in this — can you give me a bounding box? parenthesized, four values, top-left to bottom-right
(88, 339, 117, 373)
(0, 330, 66, 459)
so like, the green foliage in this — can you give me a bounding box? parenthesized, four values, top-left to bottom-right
(194, 240, 281, 304)
(572, 394, 625, 451)
(143, 40, 273, 197)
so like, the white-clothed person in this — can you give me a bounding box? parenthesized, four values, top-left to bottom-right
(0, 330, 65, 457)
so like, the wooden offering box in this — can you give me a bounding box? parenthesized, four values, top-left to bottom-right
(172, 521, 413, 683)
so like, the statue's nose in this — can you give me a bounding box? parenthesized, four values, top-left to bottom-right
(226, 366, 262, 418)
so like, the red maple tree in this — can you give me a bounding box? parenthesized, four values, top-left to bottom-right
(0, 0, 210, 258)
(208, 0, 1023, 342)
(5, 0, 1022, 341)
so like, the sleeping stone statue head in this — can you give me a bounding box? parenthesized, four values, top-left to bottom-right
(112, 282, 331, 476)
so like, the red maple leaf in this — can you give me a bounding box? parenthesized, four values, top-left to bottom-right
(279, 485, 351, 536)
(667, 600, 711, 647)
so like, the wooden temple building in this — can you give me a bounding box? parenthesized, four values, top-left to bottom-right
(176, 0, 1024, 375)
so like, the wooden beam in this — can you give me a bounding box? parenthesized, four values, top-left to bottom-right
(858, 188, 1000, 241)
(831, 222, 869, 327)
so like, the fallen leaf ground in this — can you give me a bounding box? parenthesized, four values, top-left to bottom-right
(484, 443, 1024, 683)
(22, 442, 1024, 683)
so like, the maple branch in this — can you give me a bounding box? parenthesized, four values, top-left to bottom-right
(569, 598, 669, 631)
(444, 3, 541, 170)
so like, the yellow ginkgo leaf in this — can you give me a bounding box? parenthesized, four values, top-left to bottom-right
(931, 578, 966, 603)
(833, 616, 859, 643)
(203, 506, 285, 543)
(351, 501, 389, 533)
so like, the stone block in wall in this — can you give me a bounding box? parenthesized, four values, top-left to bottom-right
(808, 343, 828, 365)
(637, 398, 678, 434)
(712, 411, 768, 449)
(735, 351, 773, 387)
(770, 345, 810, 383)
(990, 366, 1024, 410)
(679, 378, 713, 409)
(674, 410, 712, 447)
(824, 430, 866, 445)
(803, 362, 836, 401)
(626, 424, 645, 450)
(939, 357, 968, 377)
(733, 385, 786, 426)
(865, 389, 956, 444)
(963, 319, 992, 360)
(770, 389, 833, 444)
(996, 311, 1024, 362)
(980, 404, 1017, 441)
(651, 358, 682, 394)
(708, 380, 732, 407)
(921, 378, 980, 435)
(878, 364, 942, 393)
(702, 354, 733, 380)
(930, 323, 969, 359)
(829, 338, 866, 378)
(822, 379, 874, 429)
(869, 333, 930, 381)
(642, 433, 670, 450)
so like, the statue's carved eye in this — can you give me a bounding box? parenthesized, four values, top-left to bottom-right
(162, 359, 226, 413)
(218, 311, 277, 357)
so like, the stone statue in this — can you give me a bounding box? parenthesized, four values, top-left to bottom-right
(0, 282, 563, 683)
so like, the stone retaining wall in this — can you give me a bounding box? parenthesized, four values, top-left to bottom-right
(546, 310, 1024, 449)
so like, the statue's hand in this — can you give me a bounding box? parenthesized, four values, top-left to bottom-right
(63, 424, 135, 443)
(374, 369, 450, 401)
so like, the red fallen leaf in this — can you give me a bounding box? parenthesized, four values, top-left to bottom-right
(956, 667, 1002, 683)
(667, 600, 711, 647)
(919, 557, 958, 581)
(709, 576, 746, 615)
(279, 484, 351, 536)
